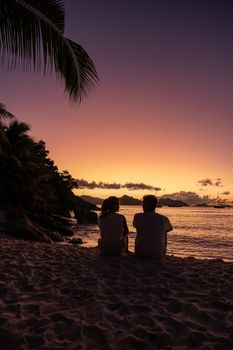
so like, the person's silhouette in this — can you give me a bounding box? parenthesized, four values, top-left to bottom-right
(133, 195, 173, 259)
(98, 197, 129, 255)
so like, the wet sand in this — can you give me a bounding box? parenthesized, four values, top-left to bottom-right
(0, 237, 233, 349)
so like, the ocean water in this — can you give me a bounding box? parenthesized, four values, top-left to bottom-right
(73, 206, 233, 261)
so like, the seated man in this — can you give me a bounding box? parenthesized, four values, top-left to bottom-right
(133, 195, 173, 259)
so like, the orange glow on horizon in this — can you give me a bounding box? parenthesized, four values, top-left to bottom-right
(1, 2, 232, 203)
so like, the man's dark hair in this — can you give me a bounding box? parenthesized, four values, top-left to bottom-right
(143, 195, 158, 210)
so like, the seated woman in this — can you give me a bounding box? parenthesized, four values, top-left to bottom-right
(98, 196, 129, 255)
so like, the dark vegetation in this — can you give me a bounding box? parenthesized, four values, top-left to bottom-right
(0, 1, 99, 242)
(0, 110, 98, 243)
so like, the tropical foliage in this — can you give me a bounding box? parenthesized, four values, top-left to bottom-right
(0, 0, 98, 102)
(0, 116, 78, 214)
(0, 103, 15, 147)
(0, 103, 14, 119)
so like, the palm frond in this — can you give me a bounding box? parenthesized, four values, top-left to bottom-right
(0, 0, 98, 102)
(0, 103, 15, 119)
(0, 104, 15, 147)
(0, 126, 8, 146)
(7, 120, 30, 138)
(62, 39, 99, 101)
(21, 0, 65, 32)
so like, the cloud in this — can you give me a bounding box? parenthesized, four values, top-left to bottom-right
(197, 178, 223, 187)
(100, 182, 121, 189)
(160, 190, 232, 205)
(197, 178, 213, 186)
(215, 178, 223, 187)
(76, 179, 96, 189)
(123, 183, 161, 191)
(76, 179, 161, 191)
(76, 179, 121, 190)
(160, 191, 208, 205)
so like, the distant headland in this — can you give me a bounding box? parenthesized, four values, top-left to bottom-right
(80, 195, 189, 207)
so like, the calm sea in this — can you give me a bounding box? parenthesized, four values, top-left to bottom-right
(73, 206, 233, 261)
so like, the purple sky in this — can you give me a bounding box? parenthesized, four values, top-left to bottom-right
(1, 0, 233, 199)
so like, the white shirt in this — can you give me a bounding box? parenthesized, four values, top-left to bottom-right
(133, 212, 173, 258)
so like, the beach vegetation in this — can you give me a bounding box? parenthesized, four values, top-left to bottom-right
(0, 103, 15, 147)
(0, 108, 99, 242)
(0, 117, 78, 215)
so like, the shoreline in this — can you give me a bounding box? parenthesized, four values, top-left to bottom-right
(1, 237, 233, 349)
(71, 223, 233, 263)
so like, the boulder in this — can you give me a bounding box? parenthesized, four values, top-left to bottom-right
(28, 213, 73, 237)
(67, 238, 83, 245)
(75, 196, 99, 211)
(51, 214, 72, 226)
(53, 223, 74, 237)
(3, 209, 52, 243)
(46, 231, 64, 242)
(28, 213, 56, 228)
(74, 208, 98, 225)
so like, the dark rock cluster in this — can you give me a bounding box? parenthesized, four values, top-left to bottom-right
(0, 197, 99, 243)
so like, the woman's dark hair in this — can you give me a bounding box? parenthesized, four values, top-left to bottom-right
(100, 196, 119, 218)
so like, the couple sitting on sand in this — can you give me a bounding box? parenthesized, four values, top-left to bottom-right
(98, 195, 173, 260)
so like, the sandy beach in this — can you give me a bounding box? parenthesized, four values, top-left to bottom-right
(1, 237, 233, 350)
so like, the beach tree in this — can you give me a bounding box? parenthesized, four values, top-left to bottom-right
(2, 119, 33, 158)
(0, 103, 14, 120)
(0, 0, 98, 102)
(0, 103, 14, 147)
(0, 119, 37, 207)
(0, 118, 78, 213)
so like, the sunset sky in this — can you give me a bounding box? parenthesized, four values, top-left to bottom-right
(1, 0, 233, 201)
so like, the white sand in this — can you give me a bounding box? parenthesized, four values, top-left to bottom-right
(0, 237, 233, 349)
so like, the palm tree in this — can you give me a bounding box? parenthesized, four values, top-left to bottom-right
(4, 120, 32, 158)
(0, 103, 14, 119)
(0, 103, 14, 146)
(0, 0, 98, 102)
(0, 118, 77, 212)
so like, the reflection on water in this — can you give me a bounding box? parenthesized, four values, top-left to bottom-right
(73, 206, 233, 261)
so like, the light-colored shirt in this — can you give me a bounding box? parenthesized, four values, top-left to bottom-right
(98, 212, 127, 255)
(133, 212, 173, 258)
(98, 212, 126, 243)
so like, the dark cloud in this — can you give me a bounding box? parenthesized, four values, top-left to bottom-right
(221, 191, 230, 195)
(76, 179, 161, 191)
(197, 178, 224, 187)
(215, 178, 223, 187)
(197, 178, 213, 186)
(76, 179, 121, 190)
(123, 183, 161, 191)
(76, 179, 97, 189)
(100, 182, 121, 189)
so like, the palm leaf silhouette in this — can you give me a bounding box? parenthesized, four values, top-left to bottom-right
(0, 103, 15, 119)
(0, 103, 14, 146)
(0, 0, 98, 102)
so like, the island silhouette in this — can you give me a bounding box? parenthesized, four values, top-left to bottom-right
(80, 195, 189, 207)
